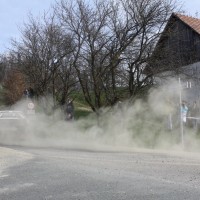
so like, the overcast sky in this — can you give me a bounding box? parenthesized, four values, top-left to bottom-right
(0, 0, 200, 53)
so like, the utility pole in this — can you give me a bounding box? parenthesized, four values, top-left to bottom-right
(179, 77, 184, 148)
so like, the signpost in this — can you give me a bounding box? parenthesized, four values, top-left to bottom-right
(179, 77, 184, 148)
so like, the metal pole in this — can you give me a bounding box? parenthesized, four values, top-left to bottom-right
(179, 77, 184, 148)
(169, 113, 173, 130)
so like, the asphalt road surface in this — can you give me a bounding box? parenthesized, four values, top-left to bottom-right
(1, 145, 200, 200)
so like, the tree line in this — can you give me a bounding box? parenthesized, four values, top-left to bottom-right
(0, 0, 178, 112)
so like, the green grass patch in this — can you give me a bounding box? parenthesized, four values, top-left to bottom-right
(74, 109, 92, 119)
(74, 100, 93, 119)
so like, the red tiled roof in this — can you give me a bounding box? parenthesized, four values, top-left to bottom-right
(174, 13, 200, 35)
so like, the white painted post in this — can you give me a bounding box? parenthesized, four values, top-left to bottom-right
(179, 77, 184, 148)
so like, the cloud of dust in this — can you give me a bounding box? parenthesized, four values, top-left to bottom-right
(0, 78, 200, 152)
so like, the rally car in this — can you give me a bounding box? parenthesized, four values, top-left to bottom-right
(0, 110, 27, 133)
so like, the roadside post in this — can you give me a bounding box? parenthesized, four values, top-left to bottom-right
(179, 78, 184, 148)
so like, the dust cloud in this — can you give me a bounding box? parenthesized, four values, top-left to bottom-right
(0, 79, 200, 152)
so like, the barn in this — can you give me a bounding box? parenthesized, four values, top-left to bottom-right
(149, 13, 200, 105)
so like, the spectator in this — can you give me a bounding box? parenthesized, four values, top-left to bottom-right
(65, 98, 74, 121)
(23, 89, 29, 99)
(28, 87, 34, 99)
(181, 101, 188, 124)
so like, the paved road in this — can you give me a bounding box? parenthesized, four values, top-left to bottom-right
(1, 145, 200, 200)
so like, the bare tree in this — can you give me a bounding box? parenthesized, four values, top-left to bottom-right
(115, 0, 178, 98)
(56, 0, 115, 111)
(10, 12, 76, 108)
(2, 0, 179, 112)
(56, 0, 178, 112)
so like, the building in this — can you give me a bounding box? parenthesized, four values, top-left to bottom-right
(149, 13, 200, 104)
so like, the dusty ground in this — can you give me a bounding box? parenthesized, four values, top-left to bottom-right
(1, 145, 200, 199)
(0, 146, 33, 177)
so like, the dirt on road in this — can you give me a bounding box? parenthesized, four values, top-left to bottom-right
(0, 146, 33, 177)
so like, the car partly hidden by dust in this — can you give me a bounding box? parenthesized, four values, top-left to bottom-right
(0, 110, 28, 141)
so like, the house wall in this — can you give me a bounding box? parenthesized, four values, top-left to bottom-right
(155, 61, 200, 109)
(181, 62, 200, 102)
(151, 14, 200, 115)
